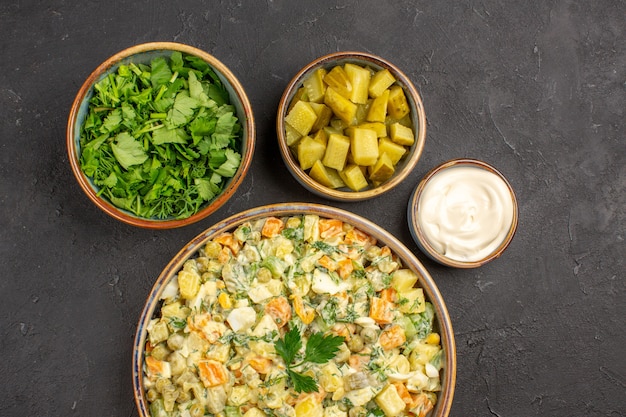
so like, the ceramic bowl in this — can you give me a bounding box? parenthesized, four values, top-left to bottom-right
(276, 51, 426, 201)
(408, 158, 519, 268)
(132, 203, 456, 416)
(67, 42, 255, 229)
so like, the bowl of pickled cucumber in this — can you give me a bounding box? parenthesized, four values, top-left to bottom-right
(276, 52, 427, 201)
(132, 203, 456, 417)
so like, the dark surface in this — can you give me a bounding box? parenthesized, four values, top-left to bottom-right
(1, 1, 624, 416)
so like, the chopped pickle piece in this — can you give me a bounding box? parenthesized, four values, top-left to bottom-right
(349, 128, 379, 166)
(309, 102, 333, 133)
(358, 122, 387, 138)
(367, 89, 390, 123)
(344, 63, 371, 104)
(324, 87, 357, 125)
(303, 68, 327, 103)
(369, 68, 396, 98)
(378, 137, 407, 165)
(309, 160, 345, 189)
(322, 133, 350, 171)
(285, 123, 303, 147)
(369, 152, 395, 183)
(286, 100, 318, 137)
(389, 123, 415, 146)
(297, 136, 326, 170)
(311, 128, 328, 146)
(387, 85, 410, 119)
(340, 164, 369, 191)
(323, 66, 352, 99)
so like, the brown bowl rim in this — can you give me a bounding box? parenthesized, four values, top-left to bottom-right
(132, 202, 456, 416)
(66, 41, 255, 229)
(276, 51, 427, 202)
(409, 158, 519, 268)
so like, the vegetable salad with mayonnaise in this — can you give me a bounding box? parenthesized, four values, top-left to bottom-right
(143, 214, 443, 417)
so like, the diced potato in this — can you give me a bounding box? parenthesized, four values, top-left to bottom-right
(369, 68, 396, 98)
(375, 384, 406, 417)
(378, 137, 407, 165)
(148, 320, 170, 345)
(286, 100, 318, 137)
(310, 160, 345, 189)
(322, 133, 350, 171)
(410, 342, 441, 367)
(369, 152, 395, 183)
(391, 269, 419, 291)
(340, 164, 369, 191)
(389, 122, 415, 146)
(309, 102, 333, 133)
(297, 136, 326, 170)
(294, 395, 324, 417)
(324, 87, 357, 125)
(323, 66, 352, 99)
(244, 408, 267, 417)
(387, 85, 410, 119)
(349, 128, 379, 166)
(367, 89, 389, 123)
(303, 68, 327, 103)
(319, 362, 344, 392)
(177, 269, 201, 300)
(397, 288, 425, 314)
(344, 63, 371, 104)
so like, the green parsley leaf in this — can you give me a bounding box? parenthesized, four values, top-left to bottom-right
(110, 132, 148, 170)
(274, 326, 344, 394)
(274, 327, 301, 366)
(287, 369, 318, 394)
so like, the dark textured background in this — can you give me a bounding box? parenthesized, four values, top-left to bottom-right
(1, 1, 624, 416)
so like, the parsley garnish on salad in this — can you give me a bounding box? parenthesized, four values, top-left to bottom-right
(79, 51, 243, 219)
(274, 326, 344, 393)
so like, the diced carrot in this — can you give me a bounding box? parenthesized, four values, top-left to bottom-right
(380, 287, 397, 303)
(145, 355, 170, 379)
(379, 324, 406, 350)
(261, 217, 284, 238)
(337, 258, 354, 279)
(344, 227, 376, 247)
(198, 359, 229, 387)
(349, 353, 370, 371)
(392, 382, 417, 407)
(292, 295, 315, 324)
(246, 354, 273, 374)
(187, 313, 225, 343)
(318, 254, 337, 271)
(319, 218, 344, 238)
(214, 233, 241, 255)
(264, 296, 292, 327)
(412, 393, 434, 417)
(369, 297, 394, 324)
(217, 247, 231, 264)
(380, 246, 392, 258)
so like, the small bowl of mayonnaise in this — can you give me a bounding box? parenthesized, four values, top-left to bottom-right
(408, 158, 519, 268)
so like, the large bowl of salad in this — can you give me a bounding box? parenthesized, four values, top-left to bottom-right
(132, 203, 456, 417)
(67, 42, 255, 229)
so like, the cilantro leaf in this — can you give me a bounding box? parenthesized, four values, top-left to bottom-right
(110, 132, 148, 170)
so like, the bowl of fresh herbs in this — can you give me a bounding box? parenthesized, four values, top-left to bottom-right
(67, 42, 255, 228)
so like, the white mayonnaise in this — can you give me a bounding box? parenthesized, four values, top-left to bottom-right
(417, 165, 514, 262)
